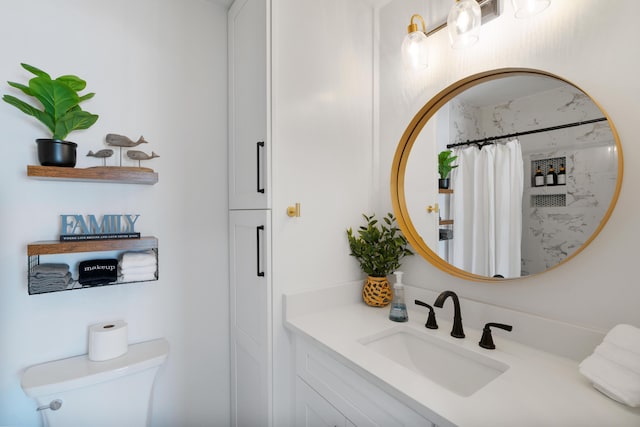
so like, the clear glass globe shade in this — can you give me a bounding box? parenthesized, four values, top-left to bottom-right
(512, 0, 551, 18)
(401, 30, 429, 71)
(447, 0, 481, 49)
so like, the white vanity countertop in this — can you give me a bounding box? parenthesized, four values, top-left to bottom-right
(284, 286, 640, 427)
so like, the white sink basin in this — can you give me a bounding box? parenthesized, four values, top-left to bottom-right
(360, 327, 509, 397)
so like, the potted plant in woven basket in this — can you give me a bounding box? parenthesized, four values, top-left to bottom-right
(2, 63, 99, 167)
(346, 213, 413, 307)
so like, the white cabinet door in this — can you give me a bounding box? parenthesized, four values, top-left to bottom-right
(230, 209, 272, 427)
(229, 0, 271, 210)
(295, 338, 437, 427)
(297, 377, 352, 427)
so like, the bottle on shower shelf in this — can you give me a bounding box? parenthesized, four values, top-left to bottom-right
(534, 166, 545, 187)
(557, 164, 566, 185)
(546, 164, 557, 186)
(389, 271, 408, 322)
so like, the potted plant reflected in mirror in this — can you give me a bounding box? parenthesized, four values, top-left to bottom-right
(346, 213, 413, 307)
(438, 149, 458, 189)
(2, 63, 99, 167)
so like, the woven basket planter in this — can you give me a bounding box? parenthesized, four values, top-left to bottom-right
(362, 276, 393, 307)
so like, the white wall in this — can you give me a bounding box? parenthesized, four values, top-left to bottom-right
(271, 0, 375, 424)
(378, 0, 640, 334)
(0, 1, 230, 425)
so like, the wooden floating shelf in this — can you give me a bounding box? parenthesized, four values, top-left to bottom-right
(438, 188, 453, 194)
(28, 236, 158, 256)
(439, 219, 454, 226)
(27, 165, 158, 185)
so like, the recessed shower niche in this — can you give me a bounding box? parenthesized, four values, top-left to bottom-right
(530, 156, 567, 208)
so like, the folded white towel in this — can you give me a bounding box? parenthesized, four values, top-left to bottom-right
(121, 271, 157, 282)
(595, 341, 640, 375)
(579, 352, 640, 407)
(119, 264, 157, 275)
(120, 250, 156, 268)
(603, 324, 640, 355)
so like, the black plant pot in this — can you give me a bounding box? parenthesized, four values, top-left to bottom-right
(36, 139, 77, 167)
(438, 178, 450, 189)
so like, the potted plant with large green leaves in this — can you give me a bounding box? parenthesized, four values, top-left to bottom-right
(3, 63, 99, 167)
(346, 213, 413, 307)
(438, 149, 458, 189)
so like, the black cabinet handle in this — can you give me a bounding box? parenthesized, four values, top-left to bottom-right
(256, 141, 265, 194)
(256, 225, 265, 277)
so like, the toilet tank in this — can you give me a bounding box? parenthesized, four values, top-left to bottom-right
(22, 338, 169, 427)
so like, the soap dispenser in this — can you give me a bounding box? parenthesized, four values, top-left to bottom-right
(389, 271, 408, 322)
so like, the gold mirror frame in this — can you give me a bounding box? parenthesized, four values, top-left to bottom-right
(390, 68, 624, 282)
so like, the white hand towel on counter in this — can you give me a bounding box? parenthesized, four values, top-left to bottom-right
(604, 324, 640, 355)
(595, 341, 640, 375)
(579, 323, 640, 407)
(580, 352, 640, 407)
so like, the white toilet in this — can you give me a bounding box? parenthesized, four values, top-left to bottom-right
(21, 338, 169, 427)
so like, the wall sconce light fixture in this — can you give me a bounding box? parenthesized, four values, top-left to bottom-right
(402, 0, 500, 70)
(447, 0, 482, 49)
(511, 0, 551, 18)
(401, 14, 429, 71)
(402, 0, 551, 69)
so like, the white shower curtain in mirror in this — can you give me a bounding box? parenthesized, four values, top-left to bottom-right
(449, 139, 523, 278)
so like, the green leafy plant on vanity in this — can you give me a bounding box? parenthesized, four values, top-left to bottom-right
(346, 213, 413, 307)
(3, 63, 99, 167)
(438, 149, 458, 189)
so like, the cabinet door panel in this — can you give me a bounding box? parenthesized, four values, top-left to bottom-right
(230, 209, 272, 426)
(296, 338, 437, 427)
(229, 0, 270, 209)
(297, 377, 348, 427)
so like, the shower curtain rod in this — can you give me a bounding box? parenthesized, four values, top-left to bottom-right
(446, 117, 607, 149)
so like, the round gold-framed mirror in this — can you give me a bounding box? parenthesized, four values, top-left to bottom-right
(391, 68, 623, 282)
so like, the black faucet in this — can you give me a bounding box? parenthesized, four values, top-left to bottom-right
(434, 290, 465, 338)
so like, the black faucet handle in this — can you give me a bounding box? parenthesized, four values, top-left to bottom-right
(414, 299, 438, 329)
(479, 322, 513, 350)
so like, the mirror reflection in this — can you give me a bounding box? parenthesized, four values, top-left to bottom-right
(397, 70, 622, 280)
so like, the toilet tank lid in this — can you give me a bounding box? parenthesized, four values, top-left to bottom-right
(21, 338, 169, 397)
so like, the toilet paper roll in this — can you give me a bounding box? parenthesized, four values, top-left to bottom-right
(88, 320, 128, 361)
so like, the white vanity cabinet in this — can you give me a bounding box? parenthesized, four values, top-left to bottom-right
(295, 337, 437, 427)
(297, 378, 356, 427)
